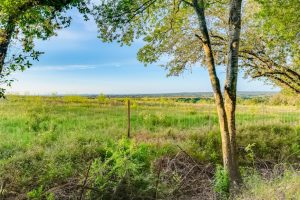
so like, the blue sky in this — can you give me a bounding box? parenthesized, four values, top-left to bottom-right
(8, 10, 278, 95)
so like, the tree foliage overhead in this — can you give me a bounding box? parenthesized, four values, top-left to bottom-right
(93, 0, 207, 76)
(94, 0, 237, 74)
(94, 0, 300, 93)
(0, 0, 91, 97)
(240, 0, 300, 94)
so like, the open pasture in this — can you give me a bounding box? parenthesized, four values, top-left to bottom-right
(0, 95, 299, 199)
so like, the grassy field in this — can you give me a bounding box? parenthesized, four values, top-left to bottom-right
(0, 95, 299, 199)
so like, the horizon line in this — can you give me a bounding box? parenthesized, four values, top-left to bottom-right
(6, 91, 279, 97)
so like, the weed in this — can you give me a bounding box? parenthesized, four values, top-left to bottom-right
(245, 143, 256, 165)
(27, 186, 55, 200)
(27, 186, 44, 199)
(87, 138, 156, 199)
(27, 112, 54, 132)
(214, 165, 230, 199)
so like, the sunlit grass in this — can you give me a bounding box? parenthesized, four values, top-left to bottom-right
(0, 95, 299, 197)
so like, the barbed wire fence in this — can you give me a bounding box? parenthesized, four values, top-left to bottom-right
(102, 99, 300, 136)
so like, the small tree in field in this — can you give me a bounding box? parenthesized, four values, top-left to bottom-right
(94, 0, 243, 186)
(0, 0, 91, 97)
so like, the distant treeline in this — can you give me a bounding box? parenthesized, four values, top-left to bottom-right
(5, 91, 299, 106)
(103, 91, 277, 98)
(176, 94, 299, 106)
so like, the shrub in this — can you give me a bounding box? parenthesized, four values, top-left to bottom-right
(190, 130, 222, 163)
(214, 165, 230, 199)
(27, 112, 54, 132)
(27, 186, 55, 200)
(141, 113, 173, 128)
(86, 139, 157, 200)
(27, 186, 44, 199)
(97, 93, 108, 104)
(63, 96, 87, 103)
(238, 125, 300, 164)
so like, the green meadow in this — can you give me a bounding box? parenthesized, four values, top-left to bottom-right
(0, 95, 299, 199)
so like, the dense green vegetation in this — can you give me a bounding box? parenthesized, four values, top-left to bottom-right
(1, 0, 299, 199)
(0, 95, 299, 199)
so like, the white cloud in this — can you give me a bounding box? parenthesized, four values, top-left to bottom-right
(28, 62, 127, 71)
(29, 65, 96, 71)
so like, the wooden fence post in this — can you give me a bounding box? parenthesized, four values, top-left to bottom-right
(127, 99, 131, 138)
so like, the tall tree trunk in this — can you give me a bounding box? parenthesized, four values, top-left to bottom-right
(0, 17, 15, 75)
(224, 0, 243, 185)
(192, 0, 234, 176)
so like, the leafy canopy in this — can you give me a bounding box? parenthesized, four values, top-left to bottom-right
(94, 0, 209, 76)
(94, 0, 300, 93)
(0, 0, 90, 97)
(240, 0, 300, 93)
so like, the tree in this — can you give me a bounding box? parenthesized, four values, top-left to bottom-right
(240, 0, 300, 94)
(94, 0, 243, 186)
(0, 0, 90, 97)
(175, 0, 300, 94)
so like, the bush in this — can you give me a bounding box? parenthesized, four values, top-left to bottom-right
(190, 130, 222, 163)
(214, 165, 230, 199)
(97, 93, 108, 104)
(27, 112, 54, 132)
(63, 96, 88, 103)
(268, 91, 300, 106)
(27, 186, 55, 200)
(141, 113, 173, 128)
(238, 125, 300, 164)
(86, 139, 157, 200)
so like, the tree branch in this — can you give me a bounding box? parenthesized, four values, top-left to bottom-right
(125, 0, 157, 23)
(181, 0, 193, 7)
(240, 49, 300, 85)
(263, 74, 300, 94)
(195, 34, 204, 43)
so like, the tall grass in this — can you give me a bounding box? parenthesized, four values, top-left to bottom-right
(0, 95, 299, 199)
